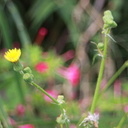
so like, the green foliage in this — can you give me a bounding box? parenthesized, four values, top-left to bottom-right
(0, 97, 12, 128)
(0, 8, 12, 48)
(1, 0, 128, 128)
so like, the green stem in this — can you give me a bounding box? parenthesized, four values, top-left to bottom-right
(90, 29, 110, 113)
(116, 114, 127, 128)
(101, 61, 128, 94)
(31, 82, 58, 104)
(65, 122, 69, 128)
(31, 82, 70, 127)
(14, 71, 25, 104)
(60, 108, 69, 128)
(60, 124, 63, 128)
(0, 121, 3, 128)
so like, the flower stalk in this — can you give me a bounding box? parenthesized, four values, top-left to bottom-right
(90, 10, 117, 113)
(31, 82, 59, 104)
(0, 97, 12, 128)
(101, 61, 128, 94)
(90, 29, 110, 113)
(116, 114, 127, 128)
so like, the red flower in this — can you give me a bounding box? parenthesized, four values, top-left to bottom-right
(58, 64, 80, 87)
(35, 62, 49, 73)
(34, 27, 48, 45)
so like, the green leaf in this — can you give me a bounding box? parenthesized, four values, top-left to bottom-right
(29, 0, 57, 30)
(7, 1, 31, 47)
(57, 0, 80, 46)
(0, 7, 12, 48)
(0, 97, 12, 128)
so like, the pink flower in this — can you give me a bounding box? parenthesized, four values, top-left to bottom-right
(43, 89, 58, 102)
(35, 27, 48, 45)
(70, 124, 76, 128)
(114, 79, 121, 97)
(62, 50, 75, 61)
(8, 118, 16, 126)
(18, 124, 35, 128)
(58, 64, 80, 87)
(124, 105, 128, 113)
(42, 52, 48, 58)
(16, 104, 26, 117)
(35, 62, 49, 73)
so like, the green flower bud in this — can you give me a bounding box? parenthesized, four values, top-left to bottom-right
(97, 43, 104, 51)
(104, 10, 113, 20)
(103, 16, 113, 23)
(23, 73, 34, 83)
(57, 95, 65, 104)
(103, 10, 117, 29)
(56, 114, 65, 124)
(58, 95, 64, 100)
(23, 67, 32, 74)
(109, 21, 117, 28)
(13, 61, 23, 72)
(103, 24, 109, 29)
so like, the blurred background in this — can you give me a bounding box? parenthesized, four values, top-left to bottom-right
(0, 0, 128, 128)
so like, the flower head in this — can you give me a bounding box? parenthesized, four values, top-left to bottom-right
(35, 27, 48, 45)
(16, 104, 26, 117)
(124, 105, 128, 113)
(18, 124, 35, 128)
(35, 62, 49, 73)
(58, 64, 80, 87)
(79, 112, 99, 127)
(87, 112, 99, 122)
(4, 48, 21, 62)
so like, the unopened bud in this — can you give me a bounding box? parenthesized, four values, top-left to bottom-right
(56, 114, 65, 124)
(97, 43, 104, 51)
(23, 73, 34, 83)
(23, 67, 32, 74)
(57, 95, 65, 104)
(103, 10, 117, 29)
(104, 10, 113, 20)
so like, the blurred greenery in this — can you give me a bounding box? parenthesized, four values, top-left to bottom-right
(0, 0, 128, 128)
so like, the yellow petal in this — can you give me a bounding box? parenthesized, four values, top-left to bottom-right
(4, 48, 21, 62)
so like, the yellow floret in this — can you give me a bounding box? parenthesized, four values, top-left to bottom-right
(4, 48, 21, 62)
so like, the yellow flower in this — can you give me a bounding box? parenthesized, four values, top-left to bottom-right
(4, 48, 21, 62)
